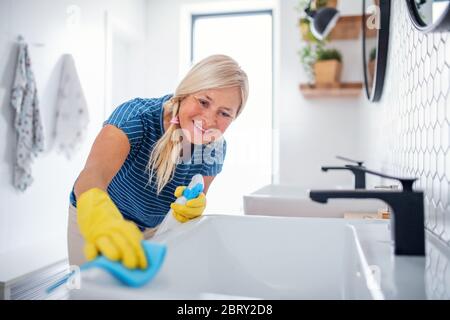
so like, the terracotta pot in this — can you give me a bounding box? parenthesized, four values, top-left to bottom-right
(299, 20, 316, 41)
(299, 20, 309, 40)
(314, 60, 342, 86)
(314, 0, 338, 9)
(325, 0, 338, 8)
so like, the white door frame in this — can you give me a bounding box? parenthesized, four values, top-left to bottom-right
(103, 10, 144, 119)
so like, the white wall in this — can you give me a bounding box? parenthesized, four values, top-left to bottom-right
(0, 0, 148, 255)
(278, 0, 367, 189)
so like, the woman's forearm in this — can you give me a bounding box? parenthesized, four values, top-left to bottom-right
(74, 167, 109, 200)
(73, 125, 131, 200)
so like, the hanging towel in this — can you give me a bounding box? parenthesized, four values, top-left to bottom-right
(53, 54, 89, 159)
(10, 41, 44, 191)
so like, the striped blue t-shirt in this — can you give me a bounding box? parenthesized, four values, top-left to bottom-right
(70, 94, 226, 228)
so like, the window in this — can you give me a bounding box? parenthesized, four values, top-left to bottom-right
(190, 10, 273, 215)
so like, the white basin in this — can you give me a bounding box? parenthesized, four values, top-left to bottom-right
(244, 184, 386, 218)
(71, 215, 387, 300)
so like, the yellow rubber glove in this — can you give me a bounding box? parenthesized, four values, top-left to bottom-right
(77, 188, 147, 269)
(170, 186, 206, 223)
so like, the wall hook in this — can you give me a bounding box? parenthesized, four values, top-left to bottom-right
(17, 34, 45, 47)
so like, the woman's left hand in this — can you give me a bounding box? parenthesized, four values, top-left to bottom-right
(170, 186, 206, 222)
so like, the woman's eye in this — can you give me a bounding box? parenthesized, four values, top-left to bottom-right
(199, 99, 208, 107)
(220, 112, 231, 118)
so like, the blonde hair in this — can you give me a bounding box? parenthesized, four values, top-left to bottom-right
(148, 55, 249, 194)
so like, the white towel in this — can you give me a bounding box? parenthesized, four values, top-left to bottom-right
(10, 41, 44, 191)
(53, 54, 89, 159)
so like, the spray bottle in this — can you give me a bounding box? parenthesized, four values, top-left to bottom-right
(155, 174, 204, 236)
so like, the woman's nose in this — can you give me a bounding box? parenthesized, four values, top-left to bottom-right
(202, 110, 216, 128)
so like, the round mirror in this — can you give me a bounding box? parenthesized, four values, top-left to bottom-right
(362, 0, 391, 102)
(407, 0, 450, 32)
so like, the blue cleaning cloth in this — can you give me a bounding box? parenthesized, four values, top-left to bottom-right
(80, 241, 167, 288)
(183, 183, 204, 200)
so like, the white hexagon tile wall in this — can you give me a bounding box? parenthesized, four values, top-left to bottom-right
(375, 1, 450, 243)
(368, 1, 450, 298)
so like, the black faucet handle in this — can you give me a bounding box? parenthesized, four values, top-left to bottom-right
(321, 164, 367, 189)
(336, 155, 364, 167)
(350, 167, 418, 192)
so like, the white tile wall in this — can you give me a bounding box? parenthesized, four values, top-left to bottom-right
(363, 2, 450, 296)
(372, 1, 450, 246)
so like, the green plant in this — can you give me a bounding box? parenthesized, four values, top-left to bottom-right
(296, 1, 339, 82)
(369, 47, 377, 61)
(298, 42, 326, 82)
(316, 47, 342, 62)
(295, 0, 330, 16)
(298, 43, 317, 83)
(296, 0, 333, 43)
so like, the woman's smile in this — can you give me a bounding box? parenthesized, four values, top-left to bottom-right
(193, 120, 206, 134)
(177, 87, 242, 145)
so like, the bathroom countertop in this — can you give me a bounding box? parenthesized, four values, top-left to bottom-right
(352, 222, 450, 300)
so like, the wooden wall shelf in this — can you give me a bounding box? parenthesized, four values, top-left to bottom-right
(299, 82, 363, 98)
(329, 15, 362, 40)
(302, 15, 377, 41)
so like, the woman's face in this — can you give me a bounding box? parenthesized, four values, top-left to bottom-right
(178, 87, 242, 145)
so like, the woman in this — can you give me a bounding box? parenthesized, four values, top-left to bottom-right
(67, 55, 249, 269)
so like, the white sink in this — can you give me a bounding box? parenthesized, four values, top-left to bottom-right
(244, 184, 386, 218)
(71, 215, 387, 300)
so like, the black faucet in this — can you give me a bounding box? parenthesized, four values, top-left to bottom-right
(309, 167, 425, 256)
(321, 156, 366, 189)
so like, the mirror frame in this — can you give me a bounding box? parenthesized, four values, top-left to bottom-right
(406, 0, 450, 33)
(362, 0, 391, 102)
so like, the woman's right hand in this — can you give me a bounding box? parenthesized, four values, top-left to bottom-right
(77, 188, 148, 269)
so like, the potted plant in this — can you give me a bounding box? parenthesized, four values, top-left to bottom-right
(298, 18, 326, 42)
(298, 42, 319, 83)
(296, 0, 314, 41)
(314, 0, 338, 9)
(313, 47, 342, 86)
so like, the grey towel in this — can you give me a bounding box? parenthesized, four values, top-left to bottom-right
(53, 54, 89, 159)
(10, 42, 44, 191)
